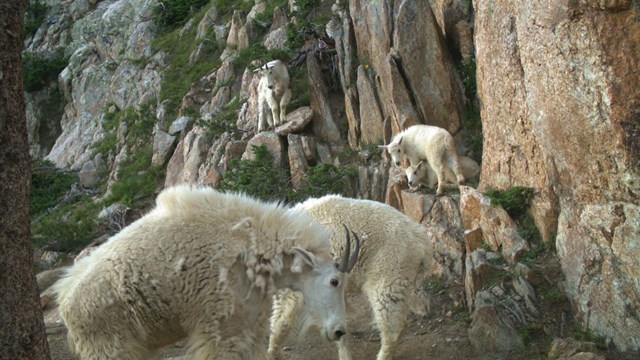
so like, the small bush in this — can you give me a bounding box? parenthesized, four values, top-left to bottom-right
(422, 277, 447, 294)
(485, 186, 535, 219)
(30, 159, 77, 216)
(153, 0, 210, 30)
(220, 144, 290, 202)
(288, 65, 310, 108)
(106, 146, 165, 207)
(213, 0, 254, 19)
(289, 163, 355, 202)
(31, 196, 100, 252)
(24, 0, 49, 39)
(197, 96, 244, 138)
(153, 4, 223, 120)
(23, 49, 68, 92)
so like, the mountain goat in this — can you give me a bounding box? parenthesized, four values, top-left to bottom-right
(406, 155, 480, 191)
(380, 124, 465, 195)
(268, 195, 434, 360)
(256, 60, 292, 132)
(54, 185, 359, 360)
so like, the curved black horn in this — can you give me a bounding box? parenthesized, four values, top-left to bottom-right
(339, 224, 351, 273)
(346, 231, 360, 273)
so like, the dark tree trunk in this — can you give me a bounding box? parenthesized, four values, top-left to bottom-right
(0, 0, 51, 358)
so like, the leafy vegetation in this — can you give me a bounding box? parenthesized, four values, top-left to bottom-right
(153, 3, 223, 120)
(221, 144, 291, 202)
(30, 159, 77, 216)
(485, 186, 535, 219)
(22, 49, 68, 92)
(212, 0, 254, 20)
(422, 277, 447, 294)
(196, 96, 244, 138)
(458, 56, 483, 164)
(153, 0, 210, 30)
(289, 163, 356, 202)
(106, 147, 165, 207)
(31, 196, 100, 252)
(221, 145, 356, 203)
(24, 0, 49, 39)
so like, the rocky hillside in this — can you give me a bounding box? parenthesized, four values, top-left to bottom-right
(25, 0, 638, 357)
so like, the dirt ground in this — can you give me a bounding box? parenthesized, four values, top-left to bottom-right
(45, 288, 498, 360)
(44, 254, 634, 360)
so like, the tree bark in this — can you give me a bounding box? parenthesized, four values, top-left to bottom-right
(0, 0, 51, 358)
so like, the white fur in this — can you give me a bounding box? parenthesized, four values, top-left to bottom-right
(380, 125, 465, 195)
(268, 195, 434, 360)
(257, 60, 292, 132)
(406, 155, 480, 191)
(54, 185, 352, 360)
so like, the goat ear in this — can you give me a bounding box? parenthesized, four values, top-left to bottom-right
(377, 144, 388, 149)
(290, 247, 318, 273)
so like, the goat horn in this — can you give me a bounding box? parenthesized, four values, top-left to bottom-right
(346, 231, 360, 273)
(338, 224, 351, 273)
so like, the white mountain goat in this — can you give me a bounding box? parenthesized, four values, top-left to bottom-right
(379, 124, 465, 195)
(54, 185, 360, 360)
(406, 155, 480, 191)
(268, 195, 434, 360)
(256, 60, 292, 132)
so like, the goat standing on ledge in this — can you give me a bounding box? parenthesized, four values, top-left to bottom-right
(256, 60, 291, 132)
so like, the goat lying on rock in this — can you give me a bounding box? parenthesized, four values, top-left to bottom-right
(406, 155, 480, 191)
(55, 185, 359, 360)
(380, 124, 465, 195)
(256, 60, 291, 132)
(268, 195, 434, 360)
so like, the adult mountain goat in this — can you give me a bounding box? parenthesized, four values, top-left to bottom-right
(380, 124, 465, 195)
(256, 60, 291, 132)
(268, 195, 434, 360)
(54, 186, 359, 360)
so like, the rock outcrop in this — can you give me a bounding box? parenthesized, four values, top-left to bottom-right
(474, 0, 640, 351)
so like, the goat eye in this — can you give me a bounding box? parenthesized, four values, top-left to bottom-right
(330, 278, 339, 287)
(414, 171, 417, 175)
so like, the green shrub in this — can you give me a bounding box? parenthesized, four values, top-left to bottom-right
(153, 4, 223, 120)
(30, 159, 77, 216)
(24, 0, 49, 39)
(153, 0, 210, 30)
(106, 146, 165, 207)
(31, 196, 100, 252)
(23, 49, 68, 92)
(220, 144, 290, 202)
(213, 0, 254, 20)
(289, 163, 355, 202)
(288, 65, 310, 109)
(485, 186, 535, 219)
(197, 96, 244, 138)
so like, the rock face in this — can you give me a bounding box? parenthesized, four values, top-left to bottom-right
(28, 0, 163, 170)
(349, 0, 464, 135)
(474, 0, 640, 351)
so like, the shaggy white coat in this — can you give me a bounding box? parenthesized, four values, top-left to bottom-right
(257, 60, 291, 132)
(55, 185, 344, 360)
(268, 195, 434, 360)
(381, 125, 465, 195)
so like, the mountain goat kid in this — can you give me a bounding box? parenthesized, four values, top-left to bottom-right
(268, 195, 434, 360)
(380, 124, 465, 195)
(55, 185, 359, 360)
(406, 155, 480, 191)
(256, 60, 292, 132)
